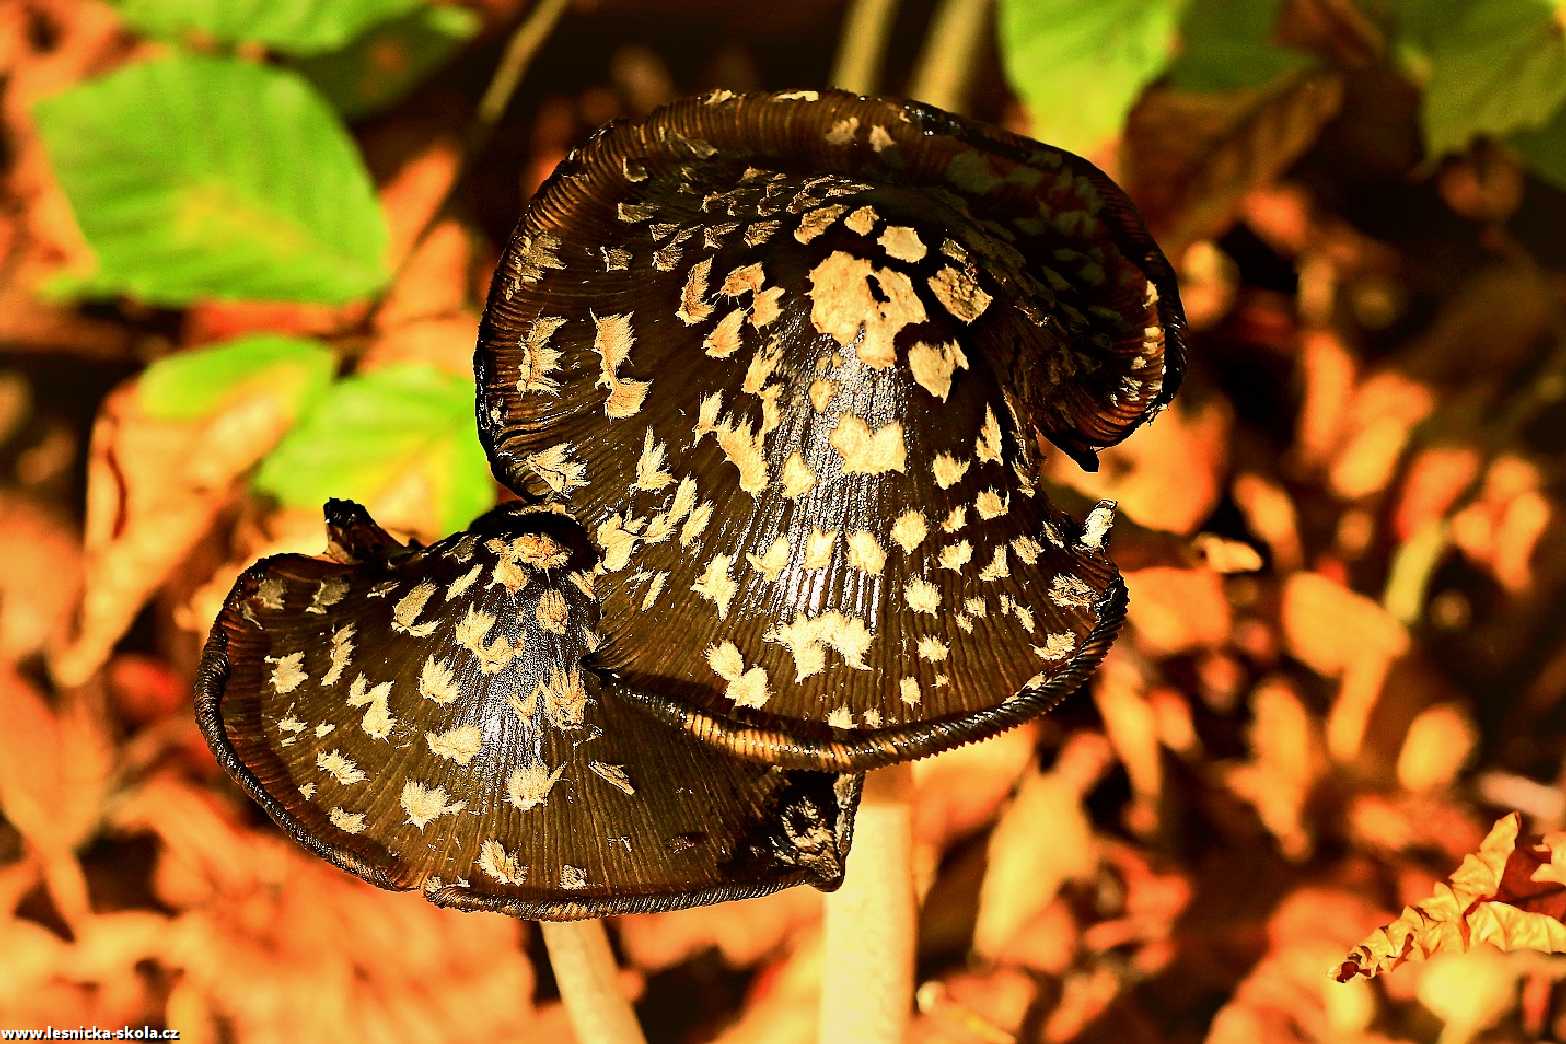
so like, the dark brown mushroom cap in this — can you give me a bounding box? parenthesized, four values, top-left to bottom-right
(196, 500, 860, 920)
(474, 90, 1174, 769)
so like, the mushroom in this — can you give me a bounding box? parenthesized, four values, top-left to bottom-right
(472, 89, 1185, 1041)
(474, 89, 1184, 765)
(196, 498, 860, 1044)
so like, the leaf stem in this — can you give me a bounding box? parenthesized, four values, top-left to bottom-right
(540, 919, 648, 1044)
(831, 0, 900, 95)
(908, 0, 991, 113)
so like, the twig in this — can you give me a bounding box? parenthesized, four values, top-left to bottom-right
(356, 0, 571, 335)
(819, 762, 916, 1044)
(474, 0, 572, 148)
(540, 920, 648, 1044)
(831, 0, 899, 95)
(908, 0, 991, 113)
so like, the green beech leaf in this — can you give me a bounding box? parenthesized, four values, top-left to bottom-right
(297, 4, 480, 118)
(1167, 0, 1311, 92)
(998, 0, 1185, 154)
(1512, 104, 1566, 190)
(138, 336, 336, 420)
(254, 365, 495, 534)
(32, 55, 388, 306)
(1417, 0, 1566, 157)
(109, 0, 424, 55)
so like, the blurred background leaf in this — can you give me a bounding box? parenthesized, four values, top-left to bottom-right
(254, 364, 495, 535)
(32, 54, 389, 306)
(1511, 104, 1566, 189)
(997, 0, 1183, 155)
(1412, 0, 1566, 157)
(107, 0, 427, 55)
(1165, 0, 1313, 91)
(295, 3, 482, 119)
(137, 336, 336, 421)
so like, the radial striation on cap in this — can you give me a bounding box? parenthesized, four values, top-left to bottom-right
(196, 500, 860, 919)
(474, 90, 1181, 769)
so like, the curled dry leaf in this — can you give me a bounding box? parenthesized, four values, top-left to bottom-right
(0, 491, 81, 660)
(1337, 813, 1566, 982)
(108, 777, 541, 1042)
(51, 344, 332, 685)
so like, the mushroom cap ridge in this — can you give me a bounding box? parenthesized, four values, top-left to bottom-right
(475, 90, 1178, 770)
(196, 500, 861, 920)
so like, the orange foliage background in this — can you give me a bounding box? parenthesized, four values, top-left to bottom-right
(4, 1, 1566, 1042)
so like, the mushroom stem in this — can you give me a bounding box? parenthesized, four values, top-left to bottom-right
(540, 920, 647, 1044)
(819, 761, 916, 1044)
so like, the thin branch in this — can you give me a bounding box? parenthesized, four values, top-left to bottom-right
(474, 0, 572, 149)
(831, 0, 900, 95)
(356, 0, 571, 335)
(908, 0, 992, 113)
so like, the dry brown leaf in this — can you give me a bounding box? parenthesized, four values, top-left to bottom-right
(713, 933, 821, 1044)
(1393, 446, 1482, 542)
(911, 721, 1038, 849)
(1280, 572, 1409, 762)
(1225, 677, 1326, 860)
(1326, 371, 1437, 500)
(972, 732, 1110, 960)
(1125, 566, 1233, 656)
(110, 777, 540, 1042)
(1124, 69, 1346, 256)
(361, 311, 480, 377)
(1451, 457, 1552, 594)
(1048, 397, 1232, 537)
(0, 665, 113, 868)
(1394, 703, 1476, 793)
(0, 492, 81, 660)
(1278, 0, 1386, 68)
(183, 299, 362, 344)
(52, 374, 324, 684)
(1337, 813, 1566, 981)
(617, 888, 821, 972)
(1094, 649, 1162, 830)
(1295, 329, 1359, 472)
(1233, 472, 1304, 573)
